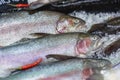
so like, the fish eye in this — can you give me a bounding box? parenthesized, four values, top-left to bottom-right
(100, 62, 105, 67)
(74, 19, 80, 23)
(61, 18, 66, 22)
(92, 36, 98, 40)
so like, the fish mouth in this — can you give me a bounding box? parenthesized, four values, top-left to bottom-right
(92, 39, 104, 51)
(75, 24, 87, 32)
(102, 62, 112, 70)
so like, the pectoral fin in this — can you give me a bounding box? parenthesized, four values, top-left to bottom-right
(11, 38, 32, 46)
(46, 54, 76, 61)
(11, 33, 49, 46)
(29, 1, 45, 10)
(29, 33, 49, 38)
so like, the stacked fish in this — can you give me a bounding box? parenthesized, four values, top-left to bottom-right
(0, 0, 120, 80)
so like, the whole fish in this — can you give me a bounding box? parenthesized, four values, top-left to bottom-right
(0, 11, 86, 46)
(0, 33, 103, 78)
(0, 58, 111, 80)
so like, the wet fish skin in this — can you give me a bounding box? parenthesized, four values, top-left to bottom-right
(0, 11, 86, 46)
(87, 23, 120, 36)
(0, 33, 103, 78)
(28, 0, 64, 9)
(104, 39, 120, 56)
(0, 58, 111, 80)
(106, 16, 120, 26)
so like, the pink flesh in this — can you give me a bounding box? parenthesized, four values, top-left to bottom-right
(56, 19, 69, 33)
(56, 26, 67, 34)
(82, 68, 93, 80)
(75, 38, 91, 55)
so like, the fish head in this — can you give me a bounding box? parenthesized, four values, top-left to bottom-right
(75, 34, 103, 55)
(95, 59, 112, 70)
(56, 15, 86, 33)
(89, 35, 104, 51)
(84, 59, 112, 70)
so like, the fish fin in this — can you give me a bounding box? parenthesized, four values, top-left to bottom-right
(29, 1, 45, 10)
(46, 54, 76, 61)
(11, 38, 32, 46)
(17, 58, 42, 70)
(29, 33, 49, 38)
(11, 33, 49, 45)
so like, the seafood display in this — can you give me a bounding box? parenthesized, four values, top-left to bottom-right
(0, 0, 120, 80)
(0, 33, 103, 78)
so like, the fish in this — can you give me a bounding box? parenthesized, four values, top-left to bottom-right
(0, 58, 111, 80)
(0, 33, 103, 78)
(87, 23, 120, 36)
(0, 11, 86, 46)
(28, 0, 64, 10)
(104, 39, 120, 56)
(35, 0, 120, 13)
(90, 38, 120, 67)
(106, 16, 120, 26)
